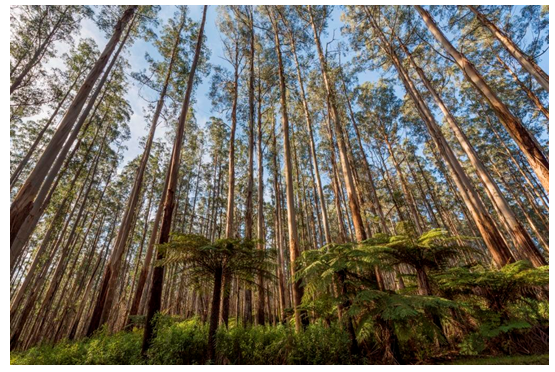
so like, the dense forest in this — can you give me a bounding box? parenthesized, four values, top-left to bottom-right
(9, 5, 549, 365)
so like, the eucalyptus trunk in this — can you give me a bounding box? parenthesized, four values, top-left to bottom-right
(416, 6, 549, 194)
(468, 5, 549, 92)
(141, 6, 207, 354)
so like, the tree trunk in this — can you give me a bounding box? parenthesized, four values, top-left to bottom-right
(272, 121, 289, 323)
(468, 5, 549, 92)
(10, 66, 85, 189)
(279, 9, 332, 245)
(337, 66, 389, 235)
(9, 123, 100, 316)
(141, 6, 207, 354)
(367, 9, 515, 268)
(243, 7, 256, 325)
(308, 5, 367, 242)
(127, 162, 169, 324)
(416, 6, 548, 194)
(382, 132, 424, 234)
(11, 26, 133, 278)
(88, 12, 185, 336)
(220, 38, 241, 330)
(325, 109, 349, 243)
(208, 266, 223, 361)
(10, 6, 138, 252)
(256, 58, 266, 326)
(224, 41, 240, 239)
(398, 39, 546, 267)
(269, 8, 304, 332)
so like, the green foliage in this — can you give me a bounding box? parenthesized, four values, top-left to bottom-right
(10, 328, 143, 365)
(159, 234, 275, 290)
(83, 329, 143, 364)
(298, 241, 381, 297)
(434, 261, 549, 311)
(216, 324, 291, 364)
(12, 319, 358, 365)
(458, 318, 533, 356)
(286, 323, 357, 364)
(216, 323, 358, 364)
(360, 227, 479, 273)
(147, 318, 209, 364)
(350, 289, 457, 360)
(296, 228, 549, 363)
(352, 290, 457, 323)
(11, 310, 549, 365)
(434, 261, 549, 355)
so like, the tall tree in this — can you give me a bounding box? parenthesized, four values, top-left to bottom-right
(395, 37, 546, 267)
(415, 6, 549, 194)
(10, 6, 92, 94)
(360, 6, 515, 267)
(267, 6, 305, 332)
(10, 6, 138, 266)
(87, 8, 191, 336)
(141, 5, 207, 354)
(468, 5, 549, 92)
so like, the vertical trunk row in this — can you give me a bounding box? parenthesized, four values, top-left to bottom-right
(87, 12, 186, 336)
(10, 65, 87, 190)
(367, 8, 515, 267)
(416, 6, 548, 194)
(10, 6, 138, 257)
(268, 7, 305, 332)
(243, 6, 256, 326)
(396, 39, 546, 267)
(308, 5, 367, 243)
(220, 34, 242, 329)
(468, 5, 549, 92)
(256, 50, 266, 326)
(278, 9, 332, 245)
(141, 6, 207, 354)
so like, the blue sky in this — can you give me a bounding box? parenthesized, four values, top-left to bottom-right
(45, 5, 548, 169)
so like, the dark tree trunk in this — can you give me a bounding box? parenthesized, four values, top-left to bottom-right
(208, 266, 223, 361)
(141, 6, 207, 355)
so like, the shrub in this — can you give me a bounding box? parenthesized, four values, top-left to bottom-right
(216, 324, 290, 364)
(11, 341, 87, 365)
(215, 322, 357, 364)
(10, 327, 144, 365)
(84, 329, 143, 364)
(288, 323, 356, 364)
(147, 317, 208, 364)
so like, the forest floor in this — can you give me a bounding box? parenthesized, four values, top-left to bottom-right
(445, 354, 548, 365)
(11, 353, 550, 365)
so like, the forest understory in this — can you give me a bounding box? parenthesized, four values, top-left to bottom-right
(9, 4, 549, 365)
(9, 312, 551, 365)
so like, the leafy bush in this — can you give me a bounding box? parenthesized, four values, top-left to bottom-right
(147, 317, 208, 364)
(216, 322, 357, 364)
(287, 323, 356, 364)
(216, 324, 290, 364)
(11, 287, 549, 366)
(84, 329, 143, 364)
(10, 327, 143, 365)
(11, 341, 87, 365)
(435, 261, 549, 355)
